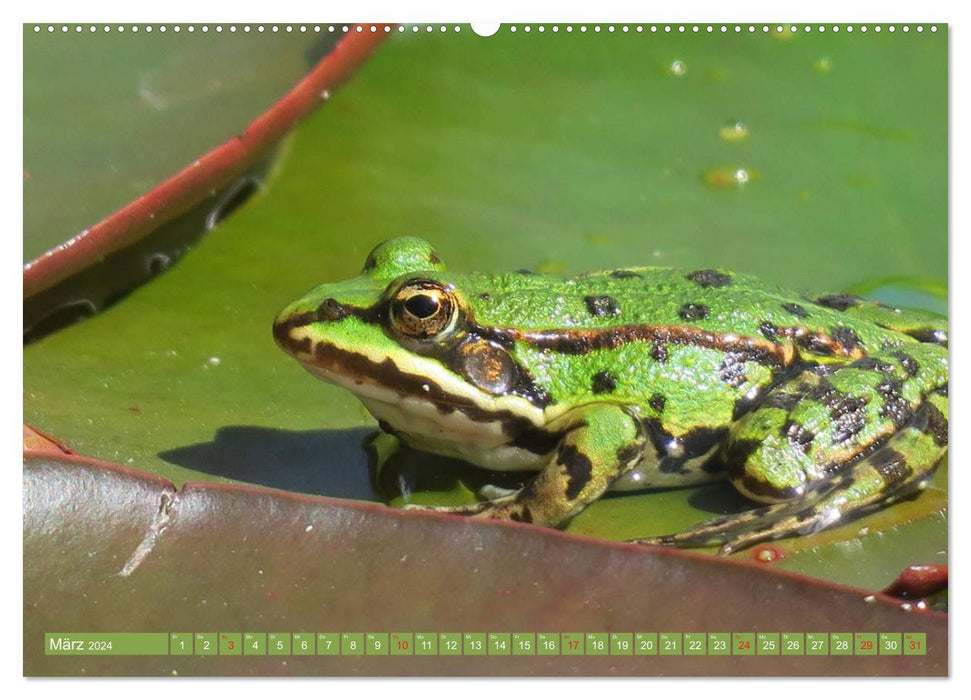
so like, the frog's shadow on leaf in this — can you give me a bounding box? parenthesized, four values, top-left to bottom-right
(159, 426, 377, 499)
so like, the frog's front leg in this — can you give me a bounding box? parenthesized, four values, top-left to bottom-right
(409, 404, 647, 526)
(633, 345, 948, 554)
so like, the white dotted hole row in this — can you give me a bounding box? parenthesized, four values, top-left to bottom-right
(31, 23, 939, 35)
(508, 24, 936, 34)
(31, 24, 461, 34)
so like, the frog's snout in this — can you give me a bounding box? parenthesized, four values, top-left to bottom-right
(273, 296, 353, 356)
(272, 302, 316, 356)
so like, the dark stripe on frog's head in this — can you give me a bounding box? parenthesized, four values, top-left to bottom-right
(274, 288, 556, 410)
(303, 340, 557, 441)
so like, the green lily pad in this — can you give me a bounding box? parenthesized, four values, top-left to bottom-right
(24, 26, 947, 599)
(23, 26, 338, 263)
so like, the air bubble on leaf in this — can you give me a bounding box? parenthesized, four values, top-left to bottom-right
(719, 121, 749, 142)
(668, 59, 686, 77)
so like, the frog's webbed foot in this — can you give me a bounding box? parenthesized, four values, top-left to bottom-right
(400, 483, 521, 516)
(401, 499, 506, 517)
(630, 484, 837, 554)
(633, 458, 936, 556)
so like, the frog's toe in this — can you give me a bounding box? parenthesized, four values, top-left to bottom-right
(477, 484, 520, 501)
(401, 502, 489, 515)
(627, 494, 829, 552)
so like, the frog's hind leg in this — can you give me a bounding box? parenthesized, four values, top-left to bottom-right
(719, 393, 946, 553)
(635, 393, 947, 554)
(632, 346, 948, 554)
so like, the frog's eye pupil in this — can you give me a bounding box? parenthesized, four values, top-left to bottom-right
(390, 280, 458, 339)
(404, 294, 439, 319)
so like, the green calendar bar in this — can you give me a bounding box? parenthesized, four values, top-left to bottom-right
(45, 633, 168, 656)
(43, 631, 930, 656)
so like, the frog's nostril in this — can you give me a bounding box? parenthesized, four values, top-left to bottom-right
(317, 298, 347, 321)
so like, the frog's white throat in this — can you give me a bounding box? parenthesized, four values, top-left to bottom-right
(300, 361, 550, 472)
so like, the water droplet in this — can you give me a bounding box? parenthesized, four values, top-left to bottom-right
(719, 121, 749, 142)
(668, 59, 686, 77)
(755, 547, 779, 563)
(813, 57, 833, 73)
(702, 166, 755, 189)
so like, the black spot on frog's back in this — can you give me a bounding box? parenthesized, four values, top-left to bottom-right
(828, 394, 869, 443)
(781, 420, 815, 454)
(922, 399, 948, 447)
(679, 303, 709, 321)
(875, 377, 910, 426)
(591, 371, 618, 394)
(686, 269, 732, 288)
(890, 351, 920, 377)
(869, 447, 911, 487)
(815, 293, 863, 311)
(585, 295, 622, 318)
(759, 321, 778, 341)
(781, 302, 809, 318)
(906, 327, 948, 347)
(831, 326, 860, 351)
(719, 353, 748, 388)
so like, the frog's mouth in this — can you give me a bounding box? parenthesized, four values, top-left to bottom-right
(273, 315, 559, 467)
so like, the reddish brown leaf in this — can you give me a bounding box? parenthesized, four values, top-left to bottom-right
(24, 452, 946, 676)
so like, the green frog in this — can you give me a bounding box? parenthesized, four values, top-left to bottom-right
(273, 237, 948, 553)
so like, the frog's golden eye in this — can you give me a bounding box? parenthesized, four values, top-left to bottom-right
(390, 280, 458, 339)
